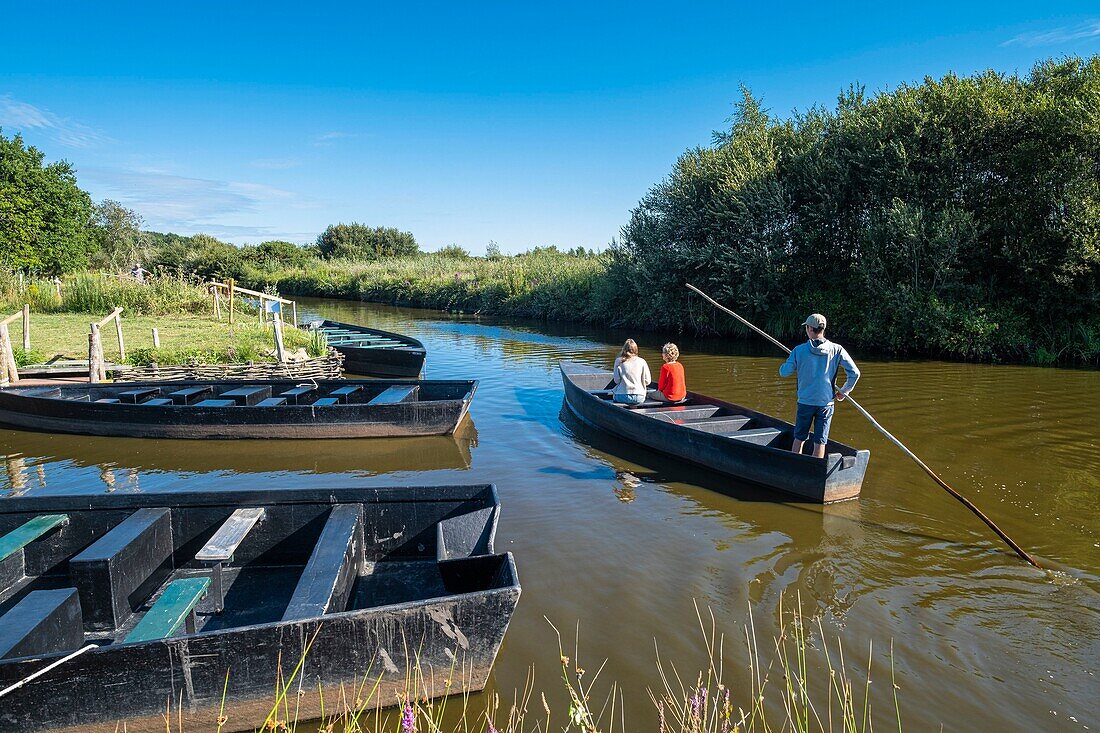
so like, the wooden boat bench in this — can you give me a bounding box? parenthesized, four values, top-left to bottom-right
(683, 415, 753, 434)
(143, 398, 174, 406)
(0, 587, 83, 660)
(195, 507, 266, 612)
(0, 514, 69, 594)
(219, 386, 272, 406)
(168, 386, 213, 405)
(193, 399, 236, 407)
(124, 577, 210, 643)
(280, 386, 315, 404)
(329, 385, 363, 403)
(69, 508, 173, 631)
(256, 397, 287, 407)
(367, 385, 418, 405)
(639, 405, 720, 422)
(117, 387, 161, 404)
(726, 427, 783, 446)
(313, 397, 339, 407)
(94, 398, 120, 404)
(281, 504, 364, 621)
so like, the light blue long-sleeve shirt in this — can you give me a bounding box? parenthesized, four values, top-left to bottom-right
(779, 339, 860, 407)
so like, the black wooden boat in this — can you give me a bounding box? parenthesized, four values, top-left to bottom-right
(560, 361, 870, 502)
(0, 378, 475, 439)
(308, 319, 426, 377)
(0, 484, 520, 732)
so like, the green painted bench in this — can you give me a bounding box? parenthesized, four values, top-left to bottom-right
(125, 577, 210, 644)
(0, 515, 69, 563)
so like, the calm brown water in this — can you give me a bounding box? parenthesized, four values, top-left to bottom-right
(3, 298, 1097, 732)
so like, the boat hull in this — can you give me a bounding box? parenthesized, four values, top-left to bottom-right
(316, 319, 427, 378)
(560, 361, 869, 502)
(0, 485, 520, 732)
(0, 379, 475, 439)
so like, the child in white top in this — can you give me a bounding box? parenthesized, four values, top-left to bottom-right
(612, 339, 651, 404)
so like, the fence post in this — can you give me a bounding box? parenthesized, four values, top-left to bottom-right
(258, 296, 265, 324)
(52, 277, 62, 299)
(0, 324, 18, 384)
(22, 305, 29, 350)
(273, 314, 286, 363)
(152, 328, 160, 348)
(213, 287, 222, 320)
(89, 326, 102, 383)
(291, 301, 298, 328)
(0, 329, 10, 386)
(114, 311, 126, 361)
(228, 280, 235, 325)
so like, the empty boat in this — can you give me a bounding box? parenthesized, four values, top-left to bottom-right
(0, 484, 520, 732)
(308, 319, 427, 377)
(560, 361, 869, 502)
(0, 378, 476, 439)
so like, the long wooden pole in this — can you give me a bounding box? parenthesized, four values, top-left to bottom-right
(686, 283, 1042, 569)
(21, 304, 29, 350)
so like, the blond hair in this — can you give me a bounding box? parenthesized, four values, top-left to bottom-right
(662, 343, 679, 361)
(620, 339, 639, 360)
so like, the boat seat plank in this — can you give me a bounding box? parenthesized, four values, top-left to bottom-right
(94, 398, 120, 404)
(280, 386, 315, 404)
(330, 385, 363, 403)
(143, 398, 173, 406)
(368, 385, 418, 405)
(218, 386, 272, 406)
(0, 515, 69, 562)
(256, 397, 287, 407)
(0, 588, 83, 660)
(683, 416, 753, 434)
(196, 508, 266, 564)
(117, 387, 161, 404)
(69, 508, 173, 631)
(313, 397, 339, 407)
(124, 577, 210, 644)
(168, 386, 213, 405)
(725, 427, 783, 446)
(282, 504, 363, 621)
(193, 399, 236, 407)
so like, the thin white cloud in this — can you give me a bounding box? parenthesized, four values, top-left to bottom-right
(311, 131, 355, 146)
(1002, 19, 1100, 47)
(250, 157, 300, 170)
(0, 95, 110, 148)
(80, 166, 319, 240)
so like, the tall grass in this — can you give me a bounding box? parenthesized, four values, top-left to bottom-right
(0, 271, 213, 316)
(158, 597, 901, 733)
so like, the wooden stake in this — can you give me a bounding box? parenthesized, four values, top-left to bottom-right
(685, 283, 1043, 569)
(0, 324, 18, 384)
(272, 315, 286, 363)
(114, 312, 126, 362)
(228, 279, 235, 325)
(89, 327, 102, 383)
(152, 328, 160, 348)
(21, 304, 29, 350)
(213, 287, 222, 320)
(291, 301, 298, 328)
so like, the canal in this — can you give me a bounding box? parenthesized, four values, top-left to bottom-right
(2, 298, 1096, 731)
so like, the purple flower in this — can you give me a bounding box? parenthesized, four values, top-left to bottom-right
(401, 701, 416, 733)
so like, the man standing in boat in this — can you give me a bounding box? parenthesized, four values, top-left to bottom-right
(779, 313, 860, 459)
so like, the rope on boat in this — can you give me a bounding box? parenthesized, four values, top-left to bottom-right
(0, 643, 98, 699)
(686, 283, 1042, 569)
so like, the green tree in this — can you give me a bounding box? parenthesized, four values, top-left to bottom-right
(316, 223, 419, 260)
(0, 129, 95, 274)
(246, 240, 315, 269)
(91, 199, 150, 271)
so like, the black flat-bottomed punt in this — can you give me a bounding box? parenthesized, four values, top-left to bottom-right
(0, 378, 475, 439)
(0, 484, 520, 732)
(560, 361, 870, 502)
(308, 319, 427, 377)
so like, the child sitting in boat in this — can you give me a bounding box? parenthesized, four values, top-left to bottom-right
(649, 342, 687, 403)
(611, 339, 651, 405)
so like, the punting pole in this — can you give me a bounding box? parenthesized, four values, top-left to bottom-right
(686, 283, 1042, 569)
(0, 644, 98, 699)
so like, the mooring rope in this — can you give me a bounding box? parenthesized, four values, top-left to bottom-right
(0, 643, 98, 699)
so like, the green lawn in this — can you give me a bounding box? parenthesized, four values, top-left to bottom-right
(10, 312, 320, 367)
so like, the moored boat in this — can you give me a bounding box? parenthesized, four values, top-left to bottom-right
(560, 361, 869, 502)
(308, 319, 426, 377)
(0, 378, 475, 439)
(0, 484, 520, 732)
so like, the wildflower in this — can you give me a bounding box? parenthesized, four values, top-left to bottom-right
(560, 655, 570, 666)
(401, 701, 416, 733)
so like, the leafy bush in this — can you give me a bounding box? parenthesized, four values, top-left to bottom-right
(316, 223, 419, 260)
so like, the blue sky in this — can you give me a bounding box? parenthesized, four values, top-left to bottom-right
(2, 2, 1098, 253)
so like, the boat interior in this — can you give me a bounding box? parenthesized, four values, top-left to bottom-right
(0, 489, 515, 660)
(10, 380, 475, 407)
(569, 367, 857, 458)
(309, 322, 423, 352)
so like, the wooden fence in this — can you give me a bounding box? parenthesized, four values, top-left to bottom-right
(88, 308, 125, 383)
(0, 306, 28, 385)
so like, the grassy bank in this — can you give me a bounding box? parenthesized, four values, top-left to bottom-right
(248, 251, 1099, 367)
(0, 273, 320, 367)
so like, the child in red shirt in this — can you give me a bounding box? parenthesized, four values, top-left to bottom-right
(649, 342, 687, 403)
